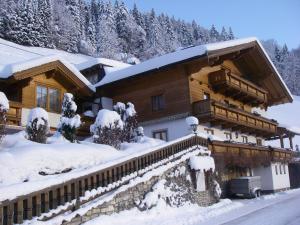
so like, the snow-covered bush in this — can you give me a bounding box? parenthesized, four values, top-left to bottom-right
(0, 92, 9, 144)
(113, 102, 126, 120)
(26, 108, 49, 143)
(122, 102, 138, 142)
(58, 93, 81, 143)
(213, 180, 222, 200)
(135, 126, 144, 142)
(90, 109, 124, 149)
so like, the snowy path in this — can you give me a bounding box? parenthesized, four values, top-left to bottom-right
(199, 189, 300, 225)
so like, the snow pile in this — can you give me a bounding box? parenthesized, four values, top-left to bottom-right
(0, 92, 9, 111)
(139, 179, 170, 209)
(59, 115, 81, 129)
(213, 180, 222, 199)
(124, 102, 136, 119)
(83, 110, 95, 117)
(90, 109, 123, 132)
(27, 107, 49, 128)
(189, 155, 215, 172)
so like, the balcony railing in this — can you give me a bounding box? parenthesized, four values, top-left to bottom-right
(210, 140, 293, 167)
(193, 99, 278, 137)
(7, 101, 22, 126)
(208, 69, 268, 105)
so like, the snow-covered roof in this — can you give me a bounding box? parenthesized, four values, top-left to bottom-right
(0, 38, 130, 92)
(94, 37, 293, 102)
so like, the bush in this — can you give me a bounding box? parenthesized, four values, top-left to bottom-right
(58, 93, 81, 142)
(0, 92, 9, 144)
(90, 109, 124, 149)
(26, 108, 49, 143)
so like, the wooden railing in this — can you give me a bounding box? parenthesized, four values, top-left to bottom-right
(0, 135, 208, 225)
(193, 99, 278, 136)
(6, 101, 22, 126)
(210, 140, 293, 167)
(209, 69, 268, 105)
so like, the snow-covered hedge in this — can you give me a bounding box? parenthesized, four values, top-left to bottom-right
(26, 108, 49, 143)
(90, 109, 124, 149)
(0, 92, 9, 144)
(189, 155, 215, 172)
(58, 93, 81, 143)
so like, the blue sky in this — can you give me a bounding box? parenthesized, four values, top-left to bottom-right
(122, 0, 300, 50)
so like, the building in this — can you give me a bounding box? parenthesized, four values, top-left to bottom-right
(0, 37, 295, 194)
(94, 37, 294, 193)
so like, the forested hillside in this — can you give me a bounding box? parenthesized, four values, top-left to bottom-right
(0, 0, 299, 95)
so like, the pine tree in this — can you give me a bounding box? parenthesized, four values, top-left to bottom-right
(220, 26, 228, 41)
(58, 93, 81, 143)
(26, 108, 49, 143)
(228, 27, 234, 40)
(209, 24, 219, 42)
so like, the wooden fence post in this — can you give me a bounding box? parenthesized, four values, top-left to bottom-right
(16, 200, 23, 224)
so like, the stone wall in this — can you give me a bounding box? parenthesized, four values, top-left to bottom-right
(63, 161, 217, 225)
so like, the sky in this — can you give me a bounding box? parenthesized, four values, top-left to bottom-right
(122, 0, 300, 50)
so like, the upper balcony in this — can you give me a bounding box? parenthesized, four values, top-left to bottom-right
(193, 99, 278, 137)
(208, 69, 268, 106)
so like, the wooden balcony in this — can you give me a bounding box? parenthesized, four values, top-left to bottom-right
(193, 99, 278, 137)
(209, 69, 268, 105)
(7, 101, 22, 126)
(210, 140, 293, 167)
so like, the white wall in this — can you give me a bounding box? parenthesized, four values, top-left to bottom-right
(21, 108, 61, 128)
(253, 162, 290, 191)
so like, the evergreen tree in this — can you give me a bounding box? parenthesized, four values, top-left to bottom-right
(209, 24, 219, 42)
(220, 26, 228, 41)
(58, 93, 81, 143)
(228, 27, 234, 40)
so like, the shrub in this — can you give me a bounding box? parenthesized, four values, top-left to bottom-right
(90, 109, 124, 149)
(58, 93, 81, 142)
(26, 108, 49, 143)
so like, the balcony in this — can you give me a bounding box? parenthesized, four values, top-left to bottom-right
(208, 69, 268, 105)
(193, 99, 278, 137)
(7, 101, 22, 126)
(210, 140, 293, 167)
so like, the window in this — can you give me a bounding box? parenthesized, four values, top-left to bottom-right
(36, 85, 61, 113)
(153, 130, 168, 141)
(203, 92, 210, 100)
(242, 135, 248, 143)
(279, 164, 282, 174)
(275, 165, 278, 175)
(224, 132, 232, 140)
(204, 128, 214, 135)
(151, 95, 165, 111)
(283, 164, 286, 174)
(256, 138, 262, 146)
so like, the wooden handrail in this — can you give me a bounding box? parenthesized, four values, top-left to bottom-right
(0, 135, 208, 225)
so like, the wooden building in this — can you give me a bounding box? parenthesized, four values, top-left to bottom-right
(94, 37, 294, 193)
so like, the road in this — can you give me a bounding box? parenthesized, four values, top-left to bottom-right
(200, 189, 300, 225)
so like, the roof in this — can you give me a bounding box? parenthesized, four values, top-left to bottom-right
(0, 38, 130, 92)
(94, 37, 293, 104)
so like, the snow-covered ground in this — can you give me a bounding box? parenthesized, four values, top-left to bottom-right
(267, 95, 300, 148)
(82, 188, 300, 225)
(0, 131, 164, 201)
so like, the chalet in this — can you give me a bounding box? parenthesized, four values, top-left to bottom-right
(0, 38, 129, 133)
(94, 37, 295, 194)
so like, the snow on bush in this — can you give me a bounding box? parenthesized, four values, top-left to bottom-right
(90, 109, 124, 149)
(189, 155, 215, 172)
(185, 116, 199, 126)
(122, 102, 138, 142)
(0, 92, 9, 144)
(26, 108, 49, 143)
(58, 93, 81, 143)
(139, 179, 171, 210)
(135, 126, 144, 142)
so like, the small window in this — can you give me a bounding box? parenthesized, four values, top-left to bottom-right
(203, 92, 210, 100)
(36, 85, 61, 113)
(275, 165, 278, 175)
(153, 130, 168, 141)
(204, 128, 214, 135)
(49, 88, 60, 112)
(283, 164, 286, 174)
(151, 95, 165, 111)
(224, 132, 232, 140)
(36, 86, 47, 109)
(256, 138, 262, 146)
(242, 136, 248, 143)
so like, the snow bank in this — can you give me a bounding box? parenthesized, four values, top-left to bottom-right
(0, 92, 9, 111)
(189, 155, 215, 172)
(83, 110, 95, 117)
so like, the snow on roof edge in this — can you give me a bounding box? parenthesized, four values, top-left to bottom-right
(12, 55, 95, 92)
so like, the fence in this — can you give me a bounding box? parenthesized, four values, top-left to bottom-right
(0, 135, 207, 225)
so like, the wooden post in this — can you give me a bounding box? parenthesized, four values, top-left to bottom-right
(7, 204, 13, 225)
(36, 195, 41, 217)
(26, 197, 32, 220)
(280, 135, 284, 148)
(289, 135, 294, 150)
(0, 205, 3, 225)
(16, 200, 23, 224)
(44, 192, 49, 213)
